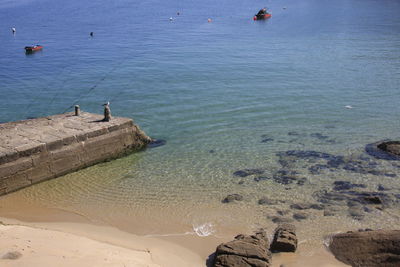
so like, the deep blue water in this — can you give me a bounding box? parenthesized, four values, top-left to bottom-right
(2, 0, 400, 137)
(1, 0, 400, 238)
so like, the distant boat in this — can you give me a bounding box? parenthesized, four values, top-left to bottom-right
(253, 14, 272, 20)
(25, 45, 43, 52)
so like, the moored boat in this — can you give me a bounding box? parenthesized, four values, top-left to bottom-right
(25, 45, 43, 52)
(253, 13, 272, 20)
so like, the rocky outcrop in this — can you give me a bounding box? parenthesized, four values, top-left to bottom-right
(366, 141, 400, 160)
(214, 230, 272, 267)
(270, 224, 297, 252)
(329, 229, 400, 267)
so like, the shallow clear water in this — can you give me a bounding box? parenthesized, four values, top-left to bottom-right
(1, 0, 400, 243)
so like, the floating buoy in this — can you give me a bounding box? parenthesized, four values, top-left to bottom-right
(11, 27, 16, 34)
(207, 18, 212, 22)
(177, 11, 180, 15)
(345, 105, 353, 109)
(283, 6, 287, 9)
(169, 17, 173, 21)
(90, 32, 94, 36)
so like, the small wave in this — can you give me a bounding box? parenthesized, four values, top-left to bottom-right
(193, 222, 215, 237)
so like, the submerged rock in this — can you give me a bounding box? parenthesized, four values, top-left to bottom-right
(366, 141, 400, 160)
(347, 205, 365, 220)
(270, 223, 297, 253)
(147, 139, 166, 148)
(268, 216, 294, 224)
(222, 194, 243, 203)
(261, 138, 274, 143)
(272, 169, 305, 185)
(233, 169, 265, 177)
(323, 209, 336, 216)
(293, 212, 308, 221)
(254, 176, 270, 182)
(214, 230, 272, 267)
(310, 133, 329, 140)
(258, 197, 278, 205)
(290, 203, 324, 210)
(333, 181, 367, 191)
(329, 229, 400, 267)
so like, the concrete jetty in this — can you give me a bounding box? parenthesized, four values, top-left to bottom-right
(0, 112, 151, 195)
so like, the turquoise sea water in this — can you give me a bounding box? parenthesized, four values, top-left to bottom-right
(1, 0, 400, 244)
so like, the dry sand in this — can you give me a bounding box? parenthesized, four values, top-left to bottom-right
(0, 216, 349, 267)
(0, 217, 204, 267)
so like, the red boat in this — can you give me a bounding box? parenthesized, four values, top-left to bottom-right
(25, 45, 43, 52)
(253, 13, 272, 20)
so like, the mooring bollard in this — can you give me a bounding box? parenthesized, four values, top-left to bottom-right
(103, 102, 111, 121)
(74, 105, 80, 116)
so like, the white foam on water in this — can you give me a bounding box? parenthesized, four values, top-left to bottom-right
(193, 222, 215, 237)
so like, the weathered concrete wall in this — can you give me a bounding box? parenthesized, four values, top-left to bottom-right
(0, 112, 151, 195)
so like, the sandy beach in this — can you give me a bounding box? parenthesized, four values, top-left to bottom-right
(0, 214, 348, 267)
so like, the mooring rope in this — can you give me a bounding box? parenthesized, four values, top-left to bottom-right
(61, 56, 129, 114)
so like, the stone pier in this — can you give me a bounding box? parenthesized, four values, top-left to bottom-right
(0, 112, 151, 195)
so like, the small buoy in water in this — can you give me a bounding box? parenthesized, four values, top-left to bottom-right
(169, 17, 173, 21)
(207, 18, 212, 22)
(283, 6, 287, 9)
(90, 32, 94, 36)
(11, 27, 16, 34)
(345, 105, 353, 109)
(177, 11, 180, 15)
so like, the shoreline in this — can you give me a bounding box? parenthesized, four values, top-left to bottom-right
(0, 209, 349, 267)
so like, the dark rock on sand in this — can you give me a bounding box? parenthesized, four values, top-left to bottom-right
(290, 203, 311, 210)
(272, 170, 304, 185)
(222, 194, 243, 203)
(378, 184, 390, 191)
(293, 212, 308, 221)
(268, 216, 294, 224)
(258, 197, 278, 205)
(270, 223, 297, 253)
(276, 210, 290, 216)
(214, 230, 272, 267)
(333, 181, 367, 191)
(323, 209, 336, 216)
(310, 203, 325, 210)
(308, 164, 329, 174)
(296, 177, 307, 185)
(254, 176, 270, 182)
(362, 195, 383, 205)
(290, 203, 324, 210)
(329, 229, 400, 267)
(233, 169, 265, 177)
(277, 149, 393, 177)
(326, 157, 345, 168)
(273, 175, 297, 185)
(313, 189, 394, 210)
(261, 138, 274, 143)
(312, 190, 349, 204)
